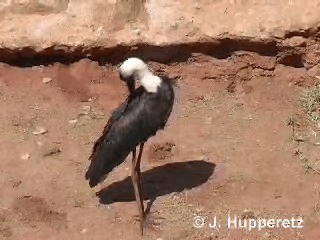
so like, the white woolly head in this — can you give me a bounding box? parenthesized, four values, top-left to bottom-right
(119, 57, 162, 93)
(119, 57, 148, 79)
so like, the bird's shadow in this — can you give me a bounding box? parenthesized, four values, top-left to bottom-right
(97, 160, 215, 212)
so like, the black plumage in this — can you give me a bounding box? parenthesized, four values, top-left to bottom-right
(85, 76, 174, 187)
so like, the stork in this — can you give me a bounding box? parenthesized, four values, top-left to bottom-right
(85, 57, 175, 235)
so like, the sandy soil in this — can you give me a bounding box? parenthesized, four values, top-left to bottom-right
(0, 54, 319, 240)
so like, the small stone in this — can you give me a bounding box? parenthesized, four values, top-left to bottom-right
(32, 126, 48, 135)
(12, 180, 22, 188)
(81, 97, 93, 103)
(20, 153, 30, 160)
(133, 29, 141, 36)
(42, 146, 61, 157)
(241, 209, 255, 219)
(79, 106, 91, 115)
(42, 77, 52, 83)
(283, 36, 306, 47)
(68, 119, 78, 124)
(274, 189, 282, 199)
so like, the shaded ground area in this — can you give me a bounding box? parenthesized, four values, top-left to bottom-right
(0, 54, 320, 240)
(97, 160, 215, 204)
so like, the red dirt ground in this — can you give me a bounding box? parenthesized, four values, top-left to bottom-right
(0, 56, 320, 240)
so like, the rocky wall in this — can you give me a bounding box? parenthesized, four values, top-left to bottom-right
(0, 0, 319, 66)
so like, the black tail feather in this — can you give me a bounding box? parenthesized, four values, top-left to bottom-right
(85, 140, 130, 188)
(85, 143, 109, 187)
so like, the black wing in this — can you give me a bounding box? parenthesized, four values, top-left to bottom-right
(88, 101, 128, 160)
(88, 90, 138, 160)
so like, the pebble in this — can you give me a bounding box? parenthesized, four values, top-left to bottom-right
(20, 153, 30, 160)
(32, 126, 48, 135)
(42, 77, 52, 83)
(241, 209, 255, 219)
(80, 106, 91, 115)
(42, 146, 61, 157)
(282, 36, 306, 47)
(68, 119, 78, 124)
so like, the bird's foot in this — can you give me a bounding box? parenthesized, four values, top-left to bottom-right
(143, 214, 165, 232)
(133, 213, 164, 231)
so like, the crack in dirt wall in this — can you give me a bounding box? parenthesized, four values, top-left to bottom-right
(0, 28, 319, 70)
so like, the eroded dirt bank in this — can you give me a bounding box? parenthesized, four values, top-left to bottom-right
(0, 0, 320, 65)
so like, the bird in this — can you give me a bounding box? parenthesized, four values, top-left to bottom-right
(85, 57, 175, 235)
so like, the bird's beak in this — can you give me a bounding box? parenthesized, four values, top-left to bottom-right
(127, 77, 135, 95)
(120, 73, 135, 95)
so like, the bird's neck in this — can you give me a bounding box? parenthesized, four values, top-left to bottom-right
(140, 72, 162, 93)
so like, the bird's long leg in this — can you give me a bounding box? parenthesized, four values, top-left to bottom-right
(136, 143, 163, 231)
(131, 148, 144, 235)
(136, 143, 145, 216)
